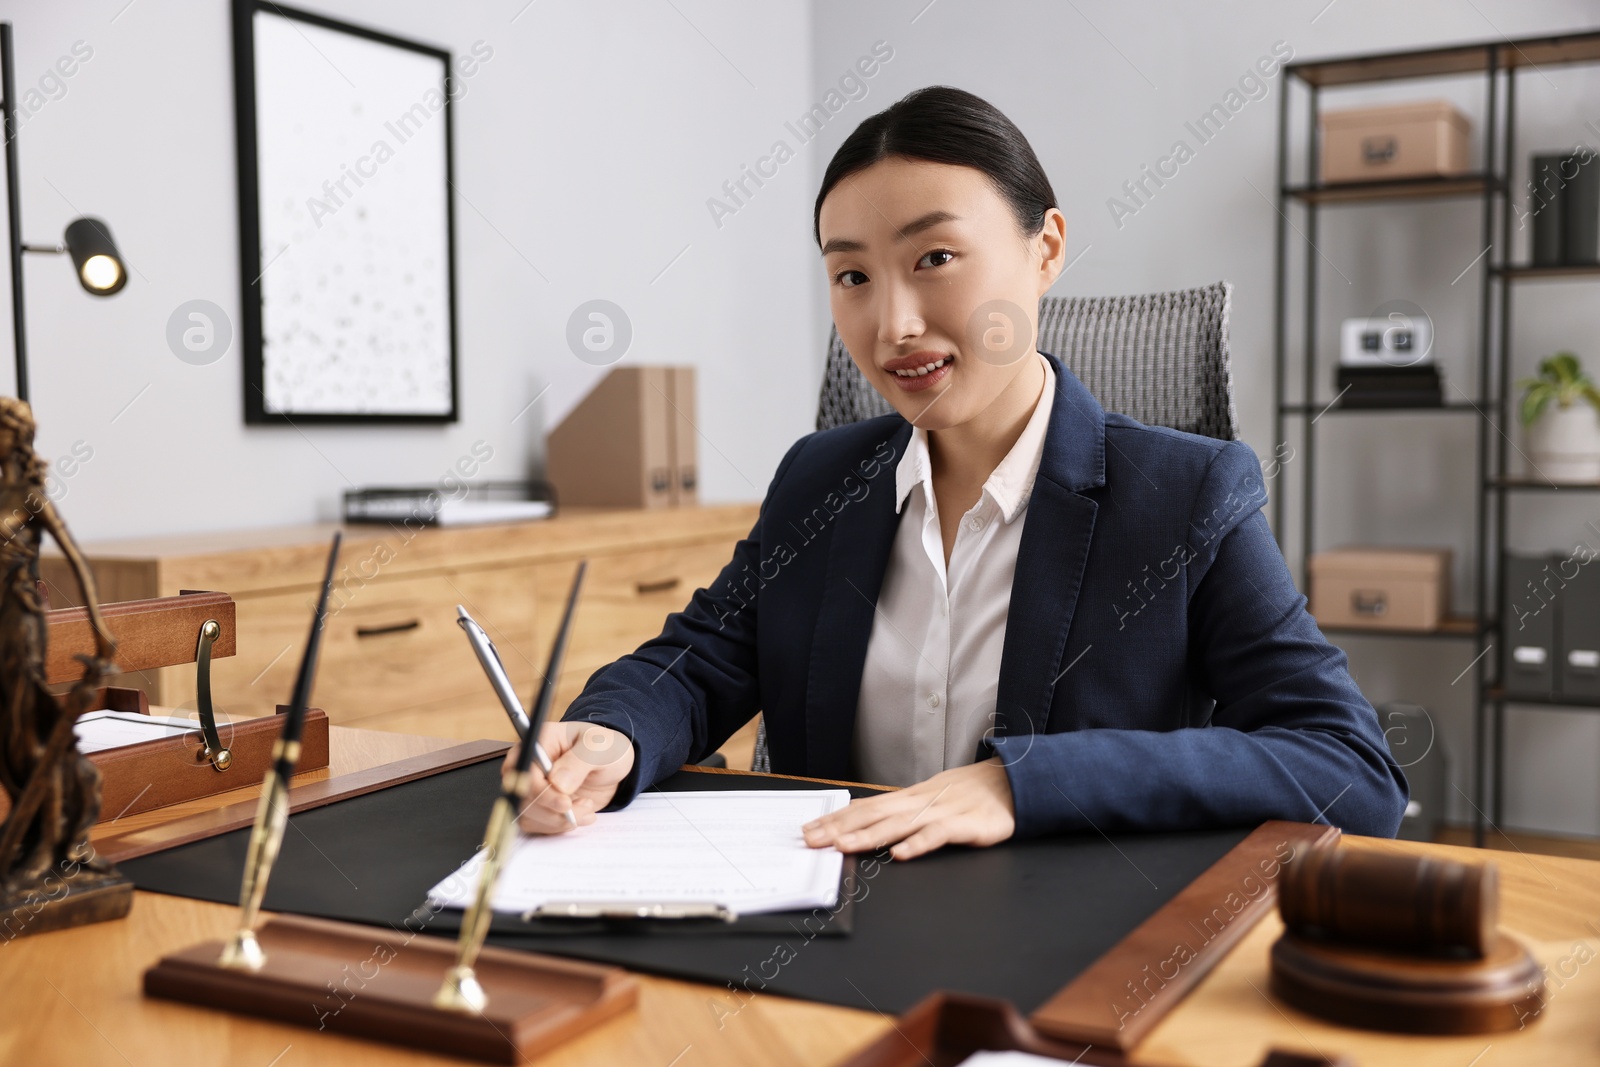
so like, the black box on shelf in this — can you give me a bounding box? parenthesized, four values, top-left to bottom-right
(1556, 558, 1600, 700)
(1527, 148, 1600, 266)
(1502, 553, 1557, 697)
(1530, 153, 1568, 266)
(1335, 364, 1443, 409)
(1567, 151, 1600, 264)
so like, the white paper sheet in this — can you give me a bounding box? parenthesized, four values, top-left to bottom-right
(73, 711, 202, 754)
(434, 499, 553, 526)
(427, 789, 852, 916)
(957, 1053, 1076, 1066)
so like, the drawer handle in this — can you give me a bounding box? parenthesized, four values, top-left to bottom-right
(1361, 135, 1397, 163)
(1351, 590, 1387, 617)
(356, 619, 421, 637)
(635, 577, 681, 595)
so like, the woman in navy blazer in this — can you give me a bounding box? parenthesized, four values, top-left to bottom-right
(517, 87, 1409, 858)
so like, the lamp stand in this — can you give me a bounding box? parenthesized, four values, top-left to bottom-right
(2, 21, 29, 403)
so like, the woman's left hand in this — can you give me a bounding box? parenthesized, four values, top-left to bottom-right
(801, 758, 1016, 860)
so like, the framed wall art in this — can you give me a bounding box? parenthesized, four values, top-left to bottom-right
(233, 0, 459, 423)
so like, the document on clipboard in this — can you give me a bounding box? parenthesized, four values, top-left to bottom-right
(426, 789, 851, 919)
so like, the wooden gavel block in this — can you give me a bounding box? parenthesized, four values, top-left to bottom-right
(1269, 845, 1546, 1034)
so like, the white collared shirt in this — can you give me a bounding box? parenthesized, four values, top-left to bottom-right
(851, 354, 1057, 787)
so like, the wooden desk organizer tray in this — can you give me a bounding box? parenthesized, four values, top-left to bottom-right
(834, 822, 1349, 1067)
(832, 990, 1347, 1067)
(45, 589, 329, 820)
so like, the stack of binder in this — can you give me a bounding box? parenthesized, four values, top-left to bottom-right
(1530, 149, 1600, 267)
(1502, 552, 1600, 700)
(343, 481, 555, 526)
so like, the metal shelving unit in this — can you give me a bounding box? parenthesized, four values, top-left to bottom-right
(1277, 402, 1482, 415)
(1320, 617, 1488, 640)
(1272, 29, 1600, 848)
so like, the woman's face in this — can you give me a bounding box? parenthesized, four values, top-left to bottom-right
(818, 157, 1065, 431)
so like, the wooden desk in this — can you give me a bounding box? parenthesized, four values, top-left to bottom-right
(1133, 835, 1600, 1066)
(3, 728, 1598, 1066)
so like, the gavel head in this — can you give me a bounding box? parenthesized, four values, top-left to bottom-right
(1278, 845, 1498, 958)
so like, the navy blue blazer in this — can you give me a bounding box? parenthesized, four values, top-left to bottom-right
(565, 353, 1410, 839)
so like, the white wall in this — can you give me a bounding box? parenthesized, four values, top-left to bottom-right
(810, 0, 1600, 835)
(0, 0, 820, 540)
(5, 0, 1599, 834)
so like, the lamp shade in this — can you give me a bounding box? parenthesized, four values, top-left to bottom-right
(62, 216, 126, 295)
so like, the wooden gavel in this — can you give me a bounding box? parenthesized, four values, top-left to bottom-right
(1278, 845, 1497, 957)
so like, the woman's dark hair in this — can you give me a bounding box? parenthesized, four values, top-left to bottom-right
(814, 86, 1057, 246)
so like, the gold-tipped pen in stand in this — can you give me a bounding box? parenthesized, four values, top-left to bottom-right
(218, 531, 342, 971)
(435, 559, 587, 1014)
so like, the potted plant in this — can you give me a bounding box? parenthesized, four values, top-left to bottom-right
(1519, 352, 1600, 481)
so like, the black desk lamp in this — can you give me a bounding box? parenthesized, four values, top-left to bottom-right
(2, 21, 127, 403)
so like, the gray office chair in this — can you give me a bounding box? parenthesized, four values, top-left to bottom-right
(751, 280, 1238, 772)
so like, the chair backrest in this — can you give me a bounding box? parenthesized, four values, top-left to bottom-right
(752, 282, 1237, 773)
(814, 280, 1238, 440)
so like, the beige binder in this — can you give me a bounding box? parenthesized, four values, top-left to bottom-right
(668, 366, 698, 506)
(546, 366, 698, 509)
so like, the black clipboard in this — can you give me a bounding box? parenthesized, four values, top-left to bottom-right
(123, 761, 876, 939)
(425, 770, 877, 938)
(423, 853, 861, 939)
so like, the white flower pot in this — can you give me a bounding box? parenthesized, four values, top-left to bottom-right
(1526, 401, 1600, 482)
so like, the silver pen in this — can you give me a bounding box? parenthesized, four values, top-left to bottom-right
(456, 605, 577, 827)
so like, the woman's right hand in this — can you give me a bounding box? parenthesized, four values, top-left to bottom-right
(509, 721, 636, 834)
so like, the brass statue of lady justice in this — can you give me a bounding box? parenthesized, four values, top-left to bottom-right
(0, 397, 127, 934)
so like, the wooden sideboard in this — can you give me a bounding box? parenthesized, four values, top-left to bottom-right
(40, 505, 760, 759)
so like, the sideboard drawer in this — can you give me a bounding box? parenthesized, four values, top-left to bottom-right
(536, 540, 734, 682)
(160, 565, 539, 724)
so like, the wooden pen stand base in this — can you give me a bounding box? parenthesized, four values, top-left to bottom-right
(144, 915, 639, 1064)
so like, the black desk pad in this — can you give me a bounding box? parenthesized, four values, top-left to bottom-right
(121, 764, 1251, 1014)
